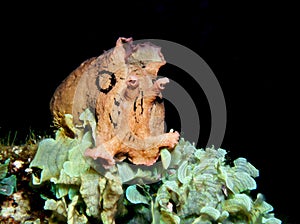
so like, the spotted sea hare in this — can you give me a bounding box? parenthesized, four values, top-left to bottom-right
(49, 37, 179, 168)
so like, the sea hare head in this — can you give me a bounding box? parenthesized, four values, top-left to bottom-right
(49, 37, 167, 129)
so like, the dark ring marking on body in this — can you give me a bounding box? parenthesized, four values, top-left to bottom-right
(96, 70, 116, 94)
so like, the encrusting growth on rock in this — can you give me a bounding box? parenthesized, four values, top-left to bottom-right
(50, 37, 179, 168)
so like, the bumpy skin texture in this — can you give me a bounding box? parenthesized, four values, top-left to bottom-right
(50, 37, 179, 168)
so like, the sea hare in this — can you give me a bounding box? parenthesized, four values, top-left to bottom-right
(50, 37, 179, 168)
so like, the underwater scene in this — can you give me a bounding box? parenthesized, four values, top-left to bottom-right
(0, 38, 284, 224)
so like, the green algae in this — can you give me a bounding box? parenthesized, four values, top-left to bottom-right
(28, 109, 282, 224)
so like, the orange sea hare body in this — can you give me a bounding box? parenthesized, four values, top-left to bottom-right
(50, 37, 179, 168)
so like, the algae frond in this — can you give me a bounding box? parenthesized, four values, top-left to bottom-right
(27, 109, 282, 224)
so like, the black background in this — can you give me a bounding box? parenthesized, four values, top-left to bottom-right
(0, 1, 297, 223)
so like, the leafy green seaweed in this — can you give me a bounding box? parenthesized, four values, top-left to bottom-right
(29, 109, 123, 223)
(121, 139, 282, 224)
(29, 109, 282, 224)
(0, 159, 17, 196)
